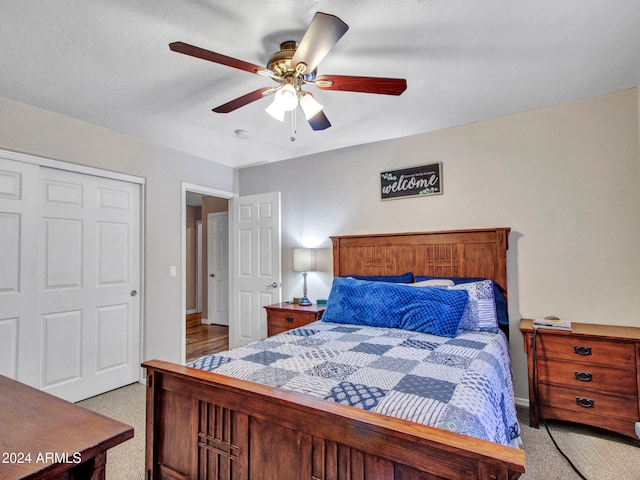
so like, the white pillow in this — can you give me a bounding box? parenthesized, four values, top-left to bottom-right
(410, 279, 455, 287)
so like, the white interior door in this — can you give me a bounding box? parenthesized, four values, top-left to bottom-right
(0, 159, 39, 381)
(229, 192, 281, 348)
(0, 156, 141, 402)
(207, 212, 228, 326)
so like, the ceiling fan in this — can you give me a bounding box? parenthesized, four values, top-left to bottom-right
(169, 12, 407, 131)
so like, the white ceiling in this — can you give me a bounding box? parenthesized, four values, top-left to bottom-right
(2, 1, 639, 169)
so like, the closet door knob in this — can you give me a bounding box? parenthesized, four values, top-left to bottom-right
(130, 290, 137, 297)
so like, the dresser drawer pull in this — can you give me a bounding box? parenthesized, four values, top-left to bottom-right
(573, 345, 592, 356)
(576, 397, 595, 408)
(574, 371, 593, 382)
(286, 316, 294, 323)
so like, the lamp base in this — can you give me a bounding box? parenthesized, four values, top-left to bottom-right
(298, 296, 312, 306)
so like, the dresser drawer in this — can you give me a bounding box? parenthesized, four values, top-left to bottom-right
(538, 383, 639, 422)
(536, 334, 635, 366)
(536, 359, 637, 396)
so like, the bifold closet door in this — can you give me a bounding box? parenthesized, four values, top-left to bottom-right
(0, 157, 141, 402)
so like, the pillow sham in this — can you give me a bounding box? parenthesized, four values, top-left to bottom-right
(322, 277, 468, 337)
(344, 272, 414, 283)
(445, 280, 498, 333)
(414, 275, 508, 329)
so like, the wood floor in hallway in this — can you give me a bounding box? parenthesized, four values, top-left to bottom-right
(186, 313, 229, 363)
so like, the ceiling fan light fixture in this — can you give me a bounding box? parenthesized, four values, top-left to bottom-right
(299, 92, 323, 119)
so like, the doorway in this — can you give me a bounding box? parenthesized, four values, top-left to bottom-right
(182, 183, 233, 363)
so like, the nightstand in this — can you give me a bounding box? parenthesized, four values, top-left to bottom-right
(264, 303, 325, 336)
(520, 318, 640, 439)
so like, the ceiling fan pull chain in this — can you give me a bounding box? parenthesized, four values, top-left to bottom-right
(291, 109, 297, 142)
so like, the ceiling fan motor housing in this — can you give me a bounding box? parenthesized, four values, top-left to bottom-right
(267, 41, 315, 81)
(267, 41, 297, 76)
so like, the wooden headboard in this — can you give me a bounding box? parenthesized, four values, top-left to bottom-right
(331, 227, 510, 296)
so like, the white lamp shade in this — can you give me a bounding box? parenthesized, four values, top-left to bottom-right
(293, 248, 316, 272)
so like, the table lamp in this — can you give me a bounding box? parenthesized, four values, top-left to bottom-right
(292, 248, 316, 306)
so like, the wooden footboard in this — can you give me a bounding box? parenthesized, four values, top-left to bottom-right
(144, 360, 524, 480)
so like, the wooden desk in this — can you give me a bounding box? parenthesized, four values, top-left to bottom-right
(0, 375, 134, 479)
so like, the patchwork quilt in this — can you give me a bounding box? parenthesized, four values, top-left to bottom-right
(188, 321, 522, 447)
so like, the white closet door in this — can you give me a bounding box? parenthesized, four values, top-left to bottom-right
(0, 159, 39, 381)
(0, 157, 141, 402)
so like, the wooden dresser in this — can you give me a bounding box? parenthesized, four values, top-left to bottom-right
(265, 303, 325, 336)
(520, 319, 640, 439)
(0, 375, 133, 479)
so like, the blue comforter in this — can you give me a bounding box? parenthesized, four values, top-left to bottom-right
(189, 321, 522, 448)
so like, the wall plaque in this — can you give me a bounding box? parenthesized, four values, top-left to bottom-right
(380, 162, 442, 200)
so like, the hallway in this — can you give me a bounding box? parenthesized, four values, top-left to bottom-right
(186, 313, 229, 363)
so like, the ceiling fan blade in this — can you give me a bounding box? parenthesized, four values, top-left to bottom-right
(212, 87, 275, 113)
(291, 12, 349, 74)
(170, 41, 271, 76)
(315, 75, 407, 95)
(307, 110, 331, 131)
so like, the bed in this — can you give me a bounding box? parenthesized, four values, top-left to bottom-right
(143, 227, 525, 480)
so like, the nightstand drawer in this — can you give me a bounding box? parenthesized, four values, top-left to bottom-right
(536, 335, 635, 366)
(268, 310, 316, 330)
(536, 359, 637, 396)
(265, 303, 325, 336)
(538, 384, 638, 422)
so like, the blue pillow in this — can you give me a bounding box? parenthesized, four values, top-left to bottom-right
(415, 276, 508, 328)
(344, 272, 413, 283)
(322, 277, 468, 337)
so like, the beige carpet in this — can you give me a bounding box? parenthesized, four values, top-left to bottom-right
(77, 383, 146, 480)
(78, 383, 640, 479)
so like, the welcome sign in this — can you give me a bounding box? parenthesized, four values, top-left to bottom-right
(380, 162, 442, 200)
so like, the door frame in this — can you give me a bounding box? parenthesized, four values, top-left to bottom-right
(181, 183, 236, 364)
(0, 147, 146, 385)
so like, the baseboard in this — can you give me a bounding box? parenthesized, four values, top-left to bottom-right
(515, 396, 529, 407)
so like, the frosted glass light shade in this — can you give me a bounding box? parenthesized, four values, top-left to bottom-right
(279, 84, 298, 111)
(293, 248, 316, 272)
(299, 92, 323, 119)
(265, 95, 286, 121)
(265, 84, 299, 120)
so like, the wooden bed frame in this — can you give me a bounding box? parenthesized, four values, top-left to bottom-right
(144, 227, 525, 480)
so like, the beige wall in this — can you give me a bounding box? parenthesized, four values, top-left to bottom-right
(239, 88, 640, 402)
(3, 88, 638, 401)
(0, 96, 236, 364)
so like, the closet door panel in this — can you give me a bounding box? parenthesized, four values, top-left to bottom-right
(0, 155, 141, 402)
(0, 158, 39, 383)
